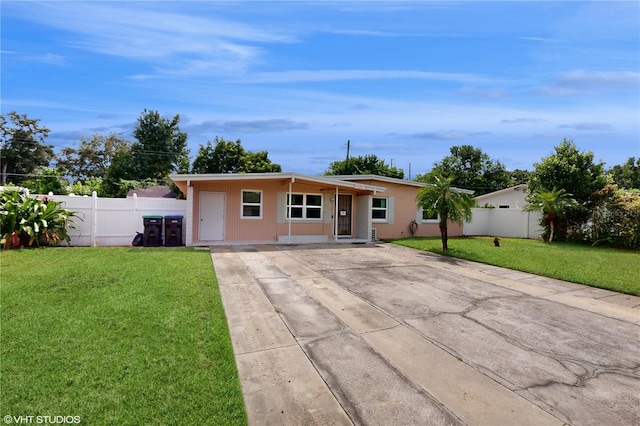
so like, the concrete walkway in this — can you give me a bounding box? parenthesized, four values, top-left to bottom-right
(210, 243, 640, 426)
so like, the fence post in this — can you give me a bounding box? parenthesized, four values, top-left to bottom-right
(186, 186, 193, 246)
(133, 193, 138, 238)
(91, 191, 98, 246)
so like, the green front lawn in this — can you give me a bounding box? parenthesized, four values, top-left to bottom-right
(392, 237, 640, 296)
(0, 247, 246, 425)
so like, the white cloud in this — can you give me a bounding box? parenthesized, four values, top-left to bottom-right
(185, 119, 309, 134)
(7, 1, 296, 76)
(240, 69, 494, 84)
(455, 86, 508, 99)
(554, 71, 639, 90)
(557, 122, 613, 131)
(1, 50, 65, 66)
(535, 71, 640, 96)
(501, 118, 547, 124)
(405, 130, 492, 142)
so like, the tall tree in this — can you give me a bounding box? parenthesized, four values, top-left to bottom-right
(242, 150, 282, 173)
(191, 137, 281, 174)
(58, 133, 130, 182)
(325, 154, 404, 179)
(132, 109, 189, 179)
(416, 145, 511, 195)
(524, 188, 578, 243)
(528, 139, 609, 204)
(510, 169, 531, 185)
(0, 111, 53, 185)
(102, 145, 141, 197)
(609, 157, 640, 189)
(416, 175, 475, 251)
(527, 139, 610, 240)
(192, 138, 245, 174)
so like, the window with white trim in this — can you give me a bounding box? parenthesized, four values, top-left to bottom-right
(241, 190, 262, 218)
(421, 209, 439, 223)
(287, 193, 323, 220)
(372, 197, 388, 222)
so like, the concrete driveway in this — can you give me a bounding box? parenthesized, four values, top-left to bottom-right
(210, 243, 640, 426)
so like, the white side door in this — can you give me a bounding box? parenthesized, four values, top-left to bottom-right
(199, 192, 225, 241)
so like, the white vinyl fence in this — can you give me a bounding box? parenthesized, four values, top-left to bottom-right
(41, 193, 187, 247)
(17, 191, 541, 246)
(464, 208, 543, 239)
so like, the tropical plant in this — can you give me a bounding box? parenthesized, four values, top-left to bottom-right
(524, 188, 578, 243)
(416, 175, 475, 250)
(589, 184, 640, 249)
(0, 189, 76, 249)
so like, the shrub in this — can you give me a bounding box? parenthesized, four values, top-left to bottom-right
(589, 185, 640, 249)
(0, 189, 77, 249)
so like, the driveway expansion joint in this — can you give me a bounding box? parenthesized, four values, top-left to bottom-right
(236, 343, 300, 357)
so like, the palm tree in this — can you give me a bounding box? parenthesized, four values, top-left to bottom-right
(525, 187, 578, 243)
(416, 175, 475, 251)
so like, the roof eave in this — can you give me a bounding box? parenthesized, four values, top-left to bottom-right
(168, 172, 386, 193)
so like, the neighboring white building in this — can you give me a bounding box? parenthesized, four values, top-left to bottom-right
(474, 184, 528, 209)
(464, 184, 542, 239)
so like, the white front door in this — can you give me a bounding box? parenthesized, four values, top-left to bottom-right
(199, 192, 225, 241)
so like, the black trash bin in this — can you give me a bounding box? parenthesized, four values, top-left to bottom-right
(143, 215, 163, 247)
(164, 215, 183, 247)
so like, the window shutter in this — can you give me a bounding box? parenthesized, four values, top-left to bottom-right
(277, 192, 287, 223)
(388, 197, 395, 224)
(323, 194, 332, 223)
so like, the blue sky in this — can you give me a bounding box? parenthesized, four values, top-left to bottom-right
(2, 1, 639, 177)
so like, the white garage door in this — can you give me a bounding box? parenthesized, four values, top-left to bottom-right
(199, 192, 225, 241)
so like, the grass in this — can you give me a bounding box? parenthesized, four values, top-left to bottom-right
(392, 237, 640, 296)
(0, 247, 247, 425)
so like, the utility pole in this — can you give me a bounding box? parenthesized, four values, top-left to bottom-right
(408, 163, 411, 180)
(346, 139, 350, 160)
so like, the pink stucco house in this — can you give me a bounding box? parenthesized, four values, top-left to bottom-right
(169, 172, 471, 246)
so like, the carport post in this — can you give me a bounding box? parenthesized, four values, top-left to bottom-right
(334, 186, 339, 241)
(288, 178, 293, 243)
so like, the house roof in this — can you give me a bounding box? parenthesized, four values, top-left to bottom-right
(474, 184, 528, 201)
(168, 172, 387, 194)
(127, 185, 177, 199)
(328, 174, 475, 194)
(327, 174, 427, 188)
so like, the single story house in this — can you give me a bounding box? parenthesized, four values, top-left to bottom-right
(474, 184, 528, 209)
(168, 172, 473, 246)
